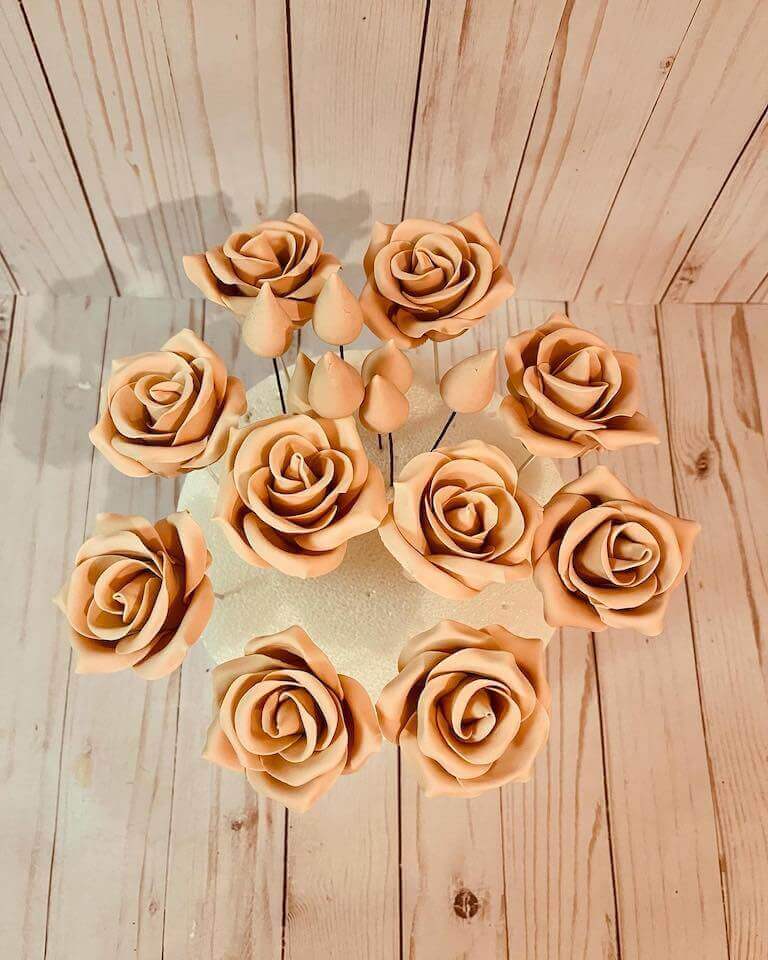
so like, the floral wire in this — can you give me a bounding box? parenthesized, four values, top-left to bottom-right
(272, 357, 286, 414)
(430, 411, 456, 451)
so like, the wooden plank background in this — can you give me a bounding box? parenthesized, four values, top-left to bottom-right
(1, 295, 766, 959)
(1, 1, 767, 958)
(0, 0, 764, 301)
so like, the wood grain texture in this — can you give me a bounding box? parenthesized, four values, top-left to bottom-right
(290, 0, 428, 293)
(163, 641, 285, 960)
(161, 302, 284, 960)
(22, 0, 293, 296)
(666, 109, 768, 303)
(0, 2, 113, 294)
(0, 296, 109, 960)
(580, 0, 768, 302)
(4, 293, 767, 956)
(285, 750, 399, 960)
(405, 0, 566, 233)
(283, 5, 426, 953)
(570, 302, 727, 960)
(502, 302, 618, 960)
(500, 0, 698, 300)
(397, 306, 528, 960)
(399, 302, 618, 960)
(44, 298, 202, 960)
(658, 302, 768, 959)
(401, 773, 508, 959)
(158, 0, 294, 224)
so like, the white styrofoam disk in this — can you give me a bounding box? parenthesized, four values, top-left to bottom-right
(178, 349, 561, 699)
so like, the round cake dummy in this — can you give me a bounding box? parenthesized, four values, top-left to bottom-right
(178, 348, 562, 700)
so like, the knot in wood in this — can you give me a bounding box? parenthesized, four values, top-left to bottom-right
(695, 450, 711, 476)
(453, 888, 480, 919)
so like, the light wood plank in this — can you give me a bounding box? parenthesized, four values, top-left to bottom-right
(399, 302, 617, 959)
(570, 302, 727, 960)
(285, 750, 400, 960)
(503, 620, 619, 960)
(0, 2, 113, 294)
(0, 296, 109, 960)
(163, 641, 285, 960)
(161, 302, 284, 960)
(290, 0, 427, 293)
(500, 0, 698, 299)
(283, 6, 426, 954)
(580, 0, 768, 302)
(501, 302, 618, 960)
(666, 110, 768, 303)
(658, 302, 768, 959)
(405, 0, 565, 233)
(402, 773, 508, 959)
(158, 0, 294, 224)
(44, 298, 203, 959)
(397, 307, 526, 960)
(23, 0, 293, 296)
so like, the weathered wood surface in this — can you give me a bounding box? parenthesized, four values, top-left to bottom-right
(0, 296, 766, 959)
(666, 109, 768, 304)
(570, 302, 727, 960)
(42, 298, 203, 960)
(405, 0, 566, 232)
(0, 296, 109, 959)
(2, 2, 766, 301)
(579, 0, 768, 302)
(290, 0, 427, 292)
(659, 303, 768, 960)
(20, 0, 293, 296)
(501, 0, 699, 299)
(500, 301, 618, 960)
(0, 3, 113, 294)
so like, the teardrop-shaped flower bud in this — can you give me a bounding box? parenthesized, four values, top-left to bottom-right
(361, 339, 413, 394)
(308, 352, 365, 419)
(287, 352, 315, 414)
(359, 375, 409, 434)
(440, 349, 498, 414)
(312, 273, 364, 346)
(241, 283, 293, 358)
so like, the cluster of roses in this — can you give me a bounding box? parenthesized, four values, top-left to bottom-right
(56, 212, 698, 811)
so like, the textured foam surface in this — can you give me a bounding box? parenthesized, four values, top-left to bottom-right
(178, 349, 561, 699)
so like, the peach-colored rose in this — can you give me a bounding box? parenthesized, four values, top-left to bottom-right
(533, 465, 699, 636)
(90, 328, 246, 478)
(55, 512, 213, 679)
(215, 413, 387, 578)
(183, 212, 340, 324)
(379, 439, 542, 600)
(360, 212, 515, 348)
(376, 620, 550, 797)
(203, 626, 381, 811)
(500, 314, 659, 458)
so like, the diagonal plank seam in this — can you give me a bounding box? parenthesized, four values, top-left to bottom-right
(498, 0, 573, 248)
(571, 0, 705, 302)
(400, 0, 432, 220)
(662, 102, 768, 305)
(17, 3, 119, 295)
